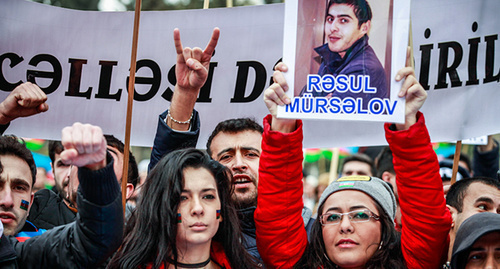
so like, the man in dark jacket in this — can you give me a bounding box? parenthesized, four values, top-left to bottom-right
(27, 135, 138, 229)
(0, 123, 123, 268)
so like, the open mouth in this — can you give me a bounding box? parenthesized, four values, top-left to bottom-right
(0, 213, 16, 224)
(234, 178, 252, 185)
(232, 174, 253, 185)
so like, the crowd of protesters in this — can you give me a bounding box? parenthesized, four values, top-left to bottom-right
(1, 0, 500, 268)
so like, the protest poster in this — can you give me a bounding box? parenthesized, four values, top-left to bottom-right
(277, 0, 410, 122)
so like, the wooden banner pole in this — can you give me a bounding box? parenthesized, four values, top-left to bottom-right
(450, 140, 463, 185)
(122, 0, 142, 215)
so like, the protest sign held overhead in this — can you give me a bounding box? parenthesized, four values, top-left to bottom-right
(277, 0, 410, 122)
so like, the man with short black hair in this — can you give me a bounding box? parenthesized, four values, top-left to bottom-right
(28, 135, 139, 229)
(300, 0, 387, 101)
(0, 124, 123, 268)
(340, 152, 376, 177)
(445, 176, 500, 265)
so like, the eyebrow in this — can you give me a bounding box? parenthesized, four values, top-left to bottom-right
(327, 13, 354, 20)
(14, 178, 30, 186)
(182, 188, 217, 193)
(216, 147, 260, 158)
(324, 205, 368, 213)
(475, 196, 494, 204)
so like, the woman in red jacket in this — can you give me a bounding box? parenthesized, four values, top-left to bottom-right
(256, 57, 451, 268)
(108, 149, 256, 269)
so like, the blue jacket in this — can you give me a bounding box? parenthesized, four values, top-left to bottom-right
(301, 35, 388, 106)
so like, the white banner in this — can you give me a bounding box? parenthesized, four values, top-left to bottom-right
(0, 0, 499, 148)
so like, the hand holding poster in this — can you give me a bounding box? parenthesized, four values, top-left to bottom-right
(277, 0, 411, 122)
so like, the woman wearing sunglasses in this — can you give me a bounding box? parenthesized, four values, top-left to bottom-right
(255, 56, 451, 268)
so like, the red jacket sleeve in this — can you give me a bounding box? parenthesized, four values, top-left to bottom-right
(385, 112, 451, 269)
(255, 115, 307, 268)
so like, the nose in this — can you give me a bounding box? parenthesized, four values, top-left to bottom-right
(191, 197, 204, 216)
(328, 20, 339, 33)
(0, 188, 14, 209)
(231, 152, 247, 172)
(339, 214, 354, 234)
(484, 254, 498, 269)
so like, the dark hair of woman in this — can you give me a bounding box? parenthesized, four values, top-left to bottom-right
(108, 148, 256, 269)
(294, 200, 406, 269)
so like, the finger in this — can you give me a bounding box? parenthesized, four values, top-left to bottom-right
(173, 28, 183, 55)
(203, 27, 220, 59)
(272, 70, 289, 93)
(59, 149, 78, 165)
(401, 74, 418, 95)
(90, 125, 104, 153)
(23, 83, 46, 107)
(274, 62, 288, 72)
(405, 46, 412, 68)
(266, 83, 290, 106)
(81, 124, 94, 154)
(186, 58, 204, 73)
(33, 84, 47, 102)
(395, 66, 414, 81)
(37, 103, 49, 113)
(183, 47, 193, 66)
(192, 47, 204, 67)
(61, 126, 74, 151)
(25, 82, 44, 101)
(398, 74, 417, 98)
(407, 82, 427, 100)
(71, 122, 85, 154)
(17, 85, 36, 107)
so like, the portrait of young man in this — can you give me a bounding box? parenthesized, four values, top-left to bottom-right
(298, 0, 389, 104)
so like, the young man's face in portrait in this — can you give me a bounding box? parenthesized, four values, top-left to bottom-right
(324, 4, 370, 58)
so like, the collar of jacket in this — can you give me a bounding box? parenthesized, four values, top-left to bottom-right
(237, 206, 256, 232)
(314, 34, 369, 70)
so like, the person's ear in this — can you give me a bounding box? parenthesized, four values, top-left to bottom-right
(125, 183, 135, 200)
(381, 171, 392, 183)
(360, 20, 371, 34)
(447, 205, 457, 229)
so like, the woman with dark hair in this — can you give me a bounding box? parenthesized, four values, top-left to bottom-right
(256, 56, 451, 268)
(108, 148, 256, 269)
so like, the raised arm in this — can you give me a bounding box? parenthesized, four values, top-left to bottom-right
(149, 28, 219, 171)
(13, 123, 123, 267)
(0, 82, 48, 133)
(385, 51, 451, 268)
(255, 63, 307, 268)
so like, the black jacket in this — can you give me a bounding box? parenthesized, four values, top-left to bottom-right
(27, 189, 77, 229)
(0, 154, 123, 268)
